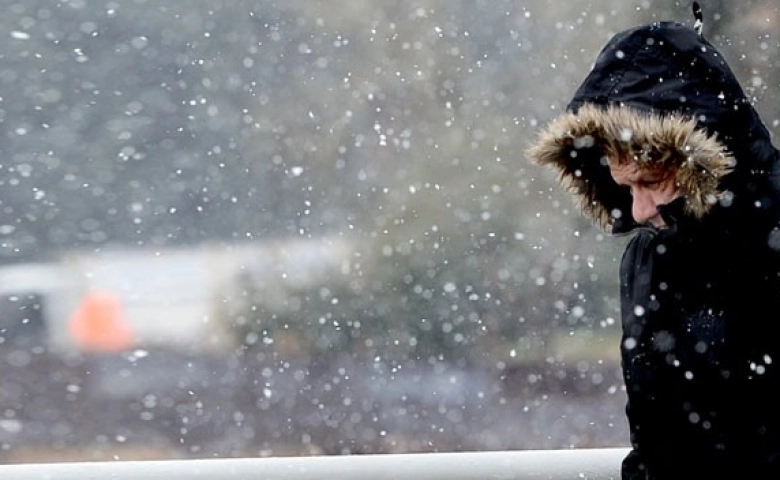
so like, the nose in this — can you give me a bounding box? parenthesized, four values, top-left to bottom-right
(631, 189, 659, 225)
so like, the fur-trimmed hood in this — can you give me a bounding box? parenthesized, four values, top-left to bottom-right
(527, 21, 779, 234)
(527, 103, 734, 232)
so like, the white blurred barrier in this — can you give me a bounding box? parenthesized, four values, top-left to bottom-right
(0, 448, 628, 479)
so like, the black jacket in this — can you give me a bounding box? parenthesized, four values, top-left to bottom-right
(528, 21, 780, 480)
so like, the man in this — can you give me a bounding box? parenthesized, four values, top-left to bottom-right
(527, 6, 780, 480)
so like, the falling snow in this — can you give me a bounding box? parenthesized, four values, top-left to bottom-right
(0, 0, 777, 465)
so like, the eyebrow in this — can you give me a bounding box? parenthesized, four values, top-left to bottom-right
(630, 170, 665, 182)
(611, 165, 668, 188)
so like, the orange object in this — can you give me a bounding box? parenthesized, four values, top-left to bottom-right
(68, 290, 134, 352)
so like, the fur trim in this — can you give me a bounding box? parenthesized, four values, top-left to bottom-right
(526, 103, 735, 231)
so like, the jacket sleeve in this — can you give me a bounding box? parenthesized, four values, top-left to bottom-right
(618, 233, 653, 480)
(621, 448, 648, 480)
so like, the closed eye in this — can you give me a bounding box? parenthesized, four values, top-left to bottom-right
(636, 180, 664, 190)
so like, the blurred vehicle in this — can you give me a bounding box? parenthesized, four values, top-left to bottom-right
(0, 237, 356, 354)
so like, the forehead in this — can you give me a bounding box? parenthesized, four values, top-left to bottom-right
(608, 160, 639, 176)
(608, 158, 667, 182)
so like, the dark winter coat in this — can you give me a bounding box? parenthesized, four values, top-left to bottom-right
(528, 21, 780, 480)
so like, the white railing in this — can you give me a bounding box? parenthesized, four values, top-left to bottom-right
(0, 448, 629, 479)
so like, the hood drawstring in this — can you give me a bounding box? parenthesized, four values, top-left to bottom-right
(692, 2, 704, 37)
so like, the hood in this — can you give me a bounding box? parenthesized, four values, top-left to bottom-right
(527, 21, 778, 233)
(528, 103, 734, 232)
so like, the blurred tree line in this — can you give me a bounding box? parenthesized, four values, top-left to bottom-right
(0, 1, 778, 361)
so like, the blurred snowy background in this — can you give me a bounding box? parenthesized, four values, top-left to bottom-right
(0, 0, 778, 463)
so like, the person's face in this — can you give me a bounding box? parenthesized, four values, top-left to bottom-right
(608, 156, 680, 228)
